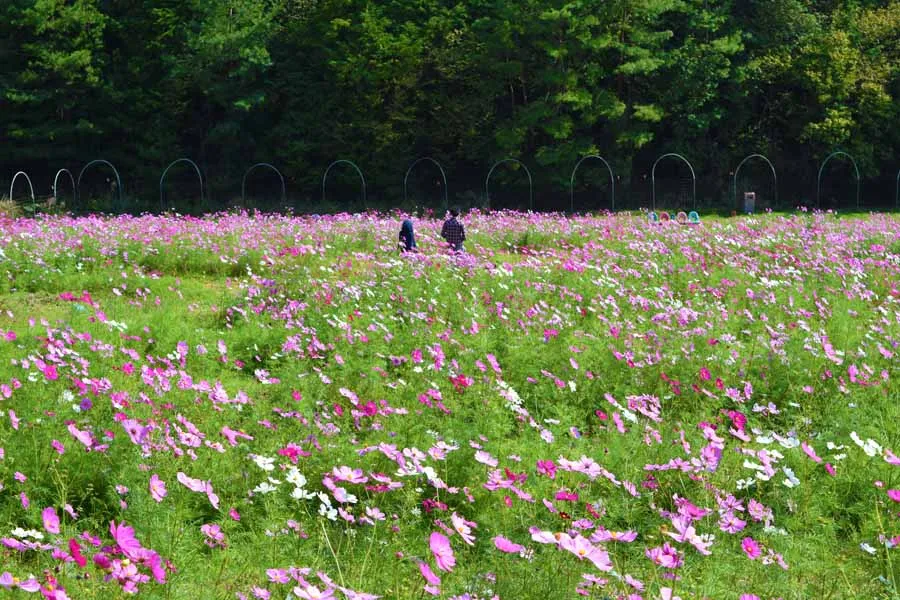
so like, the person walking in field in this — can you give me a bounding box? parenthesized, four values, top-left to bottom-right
(440, 207, 466, 251)
(398, 218, 417, 252)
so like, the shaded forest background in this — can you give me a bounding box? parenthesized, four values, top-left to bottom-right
(1, 0, 899, 213)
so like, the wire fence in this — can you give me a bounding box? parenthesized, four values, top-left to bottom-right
(4, 151, 899, 216)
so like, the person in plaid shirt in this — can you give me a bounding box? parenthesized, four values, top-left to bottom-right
(440, 208, 466, 251)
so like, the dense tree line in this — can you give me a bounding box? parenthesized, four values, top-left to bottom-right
(2, 0, 899, 213)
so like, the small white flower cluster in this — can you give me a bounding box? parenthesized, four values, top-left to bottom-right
(850, 431, 882, 457)
(10, 527, 44, 540)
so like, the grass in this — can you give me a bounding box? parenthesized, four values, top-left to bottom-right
(0, 210, 898, 600)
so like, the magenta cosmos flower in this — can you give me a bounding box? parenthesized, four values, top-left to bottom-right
(742, 537, 762, 560)
(429, 532, 456, 572)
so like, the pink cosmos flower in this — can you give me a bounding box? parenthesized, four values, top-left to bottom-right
(493, 535, 525, 554)
(429, 532, 456, 572)
(67, 424, 95, 449)
(474, 450, 498, 467)
(149, 474, 167, 503)
(887, 489, 900, 503)
(801, 441, 822, 463)
(42, 507, 60, 534)
(292, 584, 336, 600)
(742, 537, 762, 560)
(333, 466, 367, 484)
(559, 534, 613, 571)
(418, 562, 441, 587)
(450, 512, 477, 546)
(530, 527, 559, 545)
(718, 511, 747, 534)
(646, 543, 683, 569)
(591, 528, 638, 543)
(201, 523, 226, 549)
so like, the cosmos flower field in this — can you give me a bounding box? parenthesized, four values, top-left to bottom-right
(0, 210, 899, 600)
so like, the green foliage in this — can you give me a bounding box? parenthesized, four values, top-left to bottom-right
(1, 0, 900, 208)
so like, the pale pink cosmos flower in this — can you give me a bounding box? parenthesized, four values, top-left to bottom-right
(251, 587, 271, 599)
(149, 474, 167, 503)
(333, 466, 368, 484)
(659, 588, 682, 600)
(450, 512, 477, 546)
(559, 534, 613, 571)
(474, 450, 498, 467)
(529, 527, 559, 545)
(429, 532, 456, 572)
(590, 528, 637, 543)
(646, 543, 683, 569)
(292, 584, 336, 600)
(201, 523, 226, 549)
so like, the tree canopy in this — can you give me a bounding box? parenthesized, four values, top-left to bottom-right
(2, 0, 899, 212)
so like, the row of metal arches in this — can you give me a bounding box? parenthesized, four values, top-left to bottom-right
(6, 151, 896, 213)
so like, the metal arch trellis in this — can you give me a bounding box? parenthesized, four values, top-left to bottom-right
(242, 163, 286, 207)
(53, 169, 76, 207)
(816, 151, 860, 210)
(160, 158, 204, 212)
(570, 155, 615, 213)
(485, 158, 533, 211)
(77, 160, 123, 211)
(651, 153, 696, 211)
(403, 157, 448, 210)
(9, 171, 36, 215)
(733, 153, 778, 209)
(322, 160, 366, 210)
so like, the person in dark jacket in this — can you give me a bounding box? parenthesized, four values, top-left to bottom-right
(440, 208, 466, 251)
(399, 218, 417, 252)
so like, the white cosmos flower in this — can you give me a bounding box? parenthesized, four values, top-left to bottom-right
(286, 468, 307, 488)
(251, 455, 276, 471)
(318, 504, 337, 521)
(292, 487, 315, 500)
(782, 467, 800, 488)
(252, 481, 278, 495)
